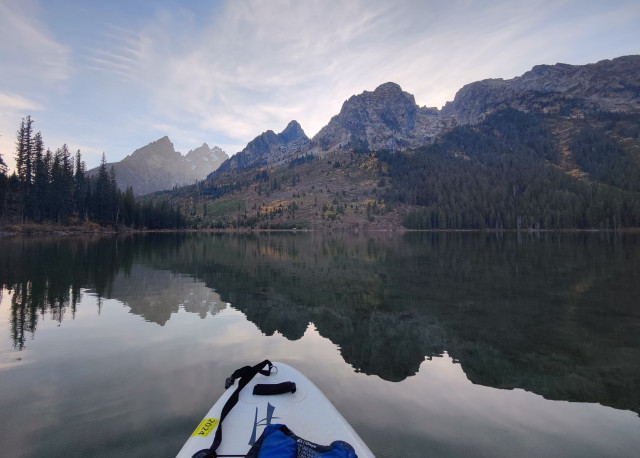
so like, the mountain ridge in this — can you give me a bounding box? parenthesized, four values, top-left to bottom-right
(441, 55, 640, 123)
(213, 55, 640, 175)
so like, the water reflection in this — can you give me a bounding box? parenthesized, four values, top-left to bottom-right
(105, 265, 225, 324)
(1, 232, 639, 417)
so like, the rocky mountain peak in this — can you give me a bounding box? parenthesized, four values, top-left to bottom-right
(185, 143, 229, 173)
(124, 136, 177, 162)
(212, 121, 311, 176)
(311, 82, 449, 153)
(185, 143, 212, 160)
(340, 82, 416, 116)
(279, 120, 307, 143)
(373, 81, 414, 102)
(210, 145, 227, 160)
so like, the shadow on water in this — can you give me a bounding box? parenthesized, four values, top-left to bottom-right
(1, 231, 639, 415)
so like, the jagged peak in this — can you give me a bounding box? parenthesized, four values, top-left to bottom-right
(124, 136, 176, 161)
(152, 135, 173, 146)
(279, 120, 308, 142)
(283, 119, 302, 132)
(186, 142, 212, 155)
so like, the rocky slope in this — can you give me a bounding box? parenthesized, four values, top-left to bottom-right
(90, 136, 228, 195)
(214, 120, 310, 175)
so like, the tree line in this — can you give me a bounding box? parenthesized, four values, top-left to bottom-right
(0, 116, 185, 229)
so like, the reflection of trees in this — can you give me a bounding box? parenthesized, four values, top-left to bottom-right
(1, 232, 639, 415)
(0, 234, 229, 347)
(9, 281, 78, 349)
(0, 236, 122, 349)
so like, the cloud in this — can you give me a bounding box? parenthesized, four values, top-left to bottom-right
(0, 93, 44, 112)
(13, 0, 639, 166)
(0, 0, 72, 170)
(84, 0, 407, 148)
(0, 0, 72, 84)
(90, 0, 597, 150)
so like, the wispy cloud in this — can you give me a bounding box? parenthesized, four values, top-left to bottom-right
(0, 93, 44, 112)
(0, 0, 71, 84)
(86, 0, 406, 147)
(91, 0, 616, 151)
(0, 0, 72, 170)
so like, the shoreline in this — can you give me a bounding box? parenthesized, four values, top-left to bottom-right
(2, 222, 640, 237)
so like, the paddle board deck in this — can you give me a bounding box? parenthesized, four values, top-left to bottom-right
(176, 362, 374, 457)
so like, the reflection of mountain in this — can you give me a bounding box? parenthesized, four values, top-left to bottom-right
(142, 233, 640, 414)
(1, 233, 639, 415)
(102, 265, 225, 325)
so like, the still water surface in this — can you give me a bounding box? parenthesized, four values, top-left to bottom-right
(0, 232, 639, 457)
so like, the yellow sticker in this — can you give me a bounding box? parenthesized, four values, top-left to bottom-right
(191, 418, 220, 438)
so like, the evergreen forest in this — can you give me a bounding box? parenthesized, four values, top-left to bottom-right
(380, 109, 640, 230)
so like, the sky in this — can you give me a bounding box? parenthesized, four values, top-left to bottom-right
(1, 0, 639, 172)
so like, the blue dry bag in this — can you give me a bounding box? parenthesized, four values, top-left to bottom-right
(245, 424, 358, 458)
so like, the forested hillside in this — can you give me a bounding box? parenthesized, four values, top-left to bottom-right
(384, 109, 640, 229)
(155, 107, 640, 231)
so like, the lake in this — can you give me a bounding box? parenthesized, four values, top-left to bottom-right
(0, 232, 639, 457)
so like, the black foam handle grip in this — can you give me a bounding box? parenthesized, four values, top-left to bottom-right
(252, 381, 297, 395)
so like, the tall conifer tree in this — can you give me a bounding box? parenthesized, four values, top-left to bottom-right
(15, 116, 34, 222)
(32, 132, 47, 221)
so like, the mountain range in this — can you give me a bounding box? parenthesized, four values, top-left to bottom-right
(160, 55, 640, 230)
(89, 136, 228, 195)
(210, 55, 639, 176)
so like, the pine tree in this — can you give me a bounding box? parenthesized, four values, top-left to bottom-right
(109, 166, 119, 225)
(32, 133, 48, 222)
(15, 116, 34, 222)
(50, 147, 63, 222)
(0, 152, 8, 218)
(92, 153, 111, 225)
(74, 150, 87, 220)
(42, 149, 53, 220)
(52, 144, 74, 221)
(120, 186, 136, 226)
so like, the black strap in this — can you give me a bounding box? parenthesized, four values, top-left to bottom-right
(192, 360, 274, 458)
(252, 381, 296, 396)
